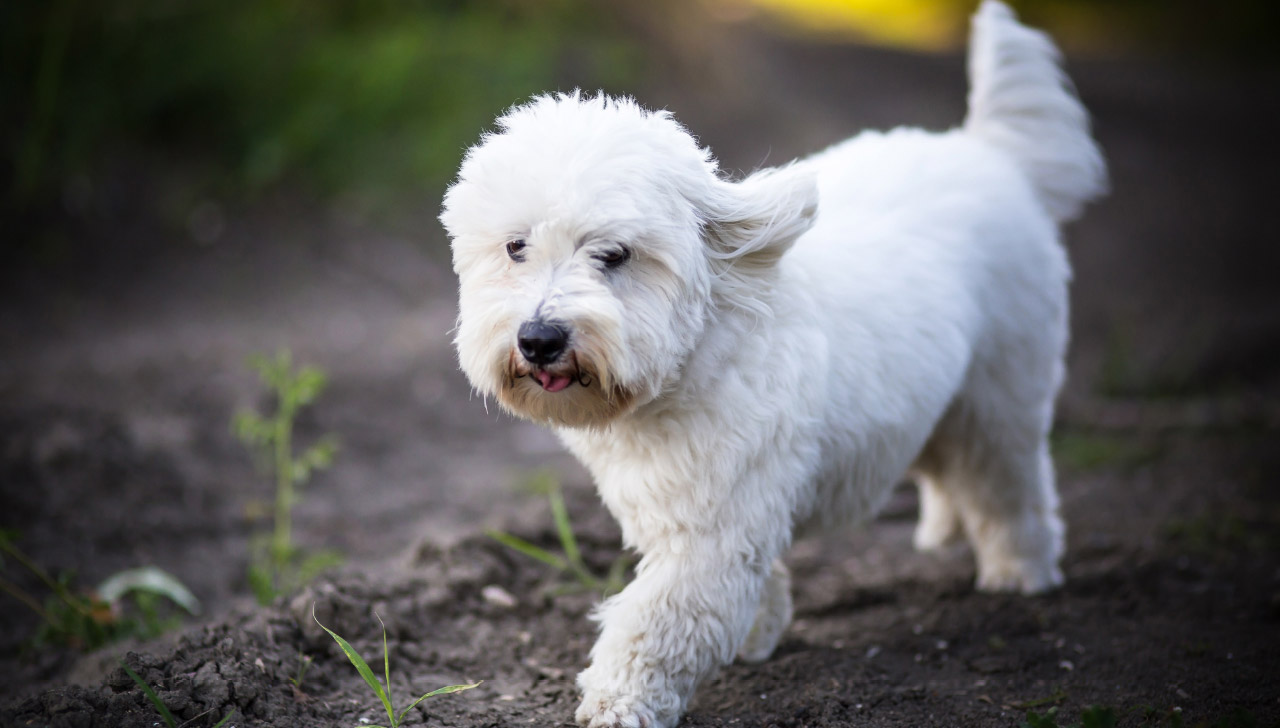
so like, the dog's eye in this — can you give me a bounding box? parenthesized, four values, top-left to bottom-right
(594, 247, 630, 269)
(506, 239, 527, 262)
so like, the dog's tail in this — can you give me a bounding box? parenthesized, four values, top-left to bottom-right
(963, 0, 1107, 223)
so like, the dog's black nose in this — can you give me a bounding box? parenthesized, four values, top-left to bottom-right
(518, 320, 570, 365)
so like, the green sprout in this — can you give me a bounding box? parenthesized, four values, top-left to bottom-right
(120, 659, 234, 728)
(313, 606, 480, 728)
(487, 471, 630, 597)
(233, 349, 342, 604)
(289, 650, 314, 690)
(0, 530, 199, 650)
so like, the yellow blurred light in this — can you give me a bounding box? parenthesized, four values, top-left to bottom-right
(740, 0, 969, 51)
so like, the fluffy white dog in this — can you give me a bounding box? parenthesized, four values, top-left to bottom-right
(441, 2, 1106, 725)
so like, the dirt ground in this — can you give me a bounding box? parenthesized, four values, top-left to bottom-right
(3, 13, 1280, 728)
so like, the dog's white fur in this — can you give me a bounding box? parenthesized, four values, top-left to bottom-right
(441, 3, 1105, 726)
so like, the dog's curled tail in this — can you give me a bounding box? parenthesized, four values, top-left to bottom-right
(964, 0, 1107, 223)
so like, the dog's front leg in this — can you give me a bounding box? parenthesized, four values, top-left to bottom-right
(575, 537, 770, 728)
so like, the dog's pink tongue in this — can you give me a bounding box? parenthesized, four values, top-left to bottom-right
(537, 371, 572, 392)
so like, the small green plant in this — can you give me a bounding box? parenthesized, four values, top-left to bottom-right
(234, 349, 342, 604)
(1023, 708, 1063, 728)
(487, 471, 630, 596)
(290, 650, 314, 689)
(120, 659, 234, 728)
(0, 530, 200, 650)
(312, 606, 480, 728)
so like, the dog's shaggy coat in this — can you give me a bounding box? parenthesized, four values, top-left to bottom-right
(441, 2, 1106, 725)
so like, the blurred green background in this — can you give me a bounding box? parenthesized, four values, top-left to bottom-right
(2, 0, 641, 223)
(3, 0, 1275, 235)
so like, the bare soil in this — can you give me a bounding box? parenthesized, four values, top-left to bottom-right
(3, 20, 1279, 728)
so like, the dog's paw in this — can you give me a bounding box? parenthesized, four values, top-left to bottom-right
(574, 691, 662, 728)
(975, 558, 1063, 595)
(737, 626, 781, 663)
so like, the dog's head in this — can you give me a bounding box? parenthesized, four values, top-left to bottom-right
(441, 93, 817, 427)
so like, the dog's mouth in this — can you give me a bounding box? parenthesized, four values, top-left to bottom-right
(510, 350, 594, 393)
(498, 347, 636, 426)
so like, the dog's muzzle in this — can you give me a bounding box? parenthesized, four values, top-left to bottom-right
(517, 319, 576, 392)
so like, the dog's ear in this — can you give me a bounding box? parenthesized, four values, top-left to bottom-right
(700, 164, 818, 274)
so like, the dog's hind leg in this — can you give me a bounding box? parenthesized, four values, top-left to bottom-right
(917, 383, 1065, 594)
(737, 559, 792, 663)
(954, 435, 1063, 594)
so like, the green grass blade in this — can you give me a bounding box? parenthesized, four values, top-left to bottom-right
(397, 682, 482, 724)
(549, 488, 601, 589)
(96, 566, 203, 615)
(211, 709, 236, 728)
(522, 470, 558, 496)
(374, 612, 393, 722)
(119, 660, 177, 728)
(604, 555, 630, 596)
(548, 488, 583, 571)
(1014, 690, 1068, 710)
(313, 605, 394, 727)
(485, 530, 567, 571)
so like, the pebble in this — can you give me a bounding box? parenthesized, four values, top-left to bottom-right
(482, 584, 518, 608)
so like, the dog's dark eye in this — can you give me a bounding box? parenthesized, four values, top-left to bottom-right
(506, 239, 527, 262)
(594, 247, 630, 269)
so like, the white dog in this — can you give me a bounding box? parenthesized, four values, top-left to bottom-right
(441, 2, 1105, 726)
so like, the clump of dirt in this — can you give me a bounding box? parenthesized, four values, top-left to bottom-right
(0, 520, 616, 728)
(4, 444, 1278, 728)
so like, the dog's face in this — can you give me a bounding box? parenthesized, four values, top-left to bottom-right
(441, 93, 818, 427)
